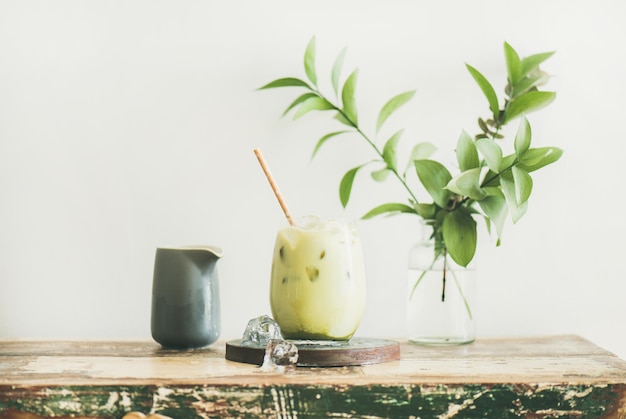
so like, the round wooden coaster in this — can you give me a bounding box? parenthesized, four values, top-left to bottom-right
(225, 337, 400, 367)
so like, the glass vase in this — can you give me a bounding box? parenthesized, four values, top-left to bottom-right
(407, 221, 476, 345)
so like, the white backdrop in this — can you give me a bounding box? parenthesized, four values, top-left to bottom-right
(1, 1, 625, 359)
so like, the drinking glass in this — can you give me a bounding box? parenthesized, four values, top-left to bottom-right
(269, 216, 367, 340)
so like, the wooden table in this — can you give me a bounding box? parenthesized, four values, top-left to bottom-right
(1, 335, 625, 418)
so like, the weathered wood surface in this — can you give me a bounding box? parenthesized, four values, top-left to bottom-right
(1, 335, 625, 418)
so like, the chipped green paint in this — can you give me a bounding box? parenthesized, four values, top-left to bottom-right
(1, 383, 624, 418)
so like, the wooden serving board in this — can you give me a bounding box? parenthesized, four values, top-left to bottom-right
(225, 337, 401, 366)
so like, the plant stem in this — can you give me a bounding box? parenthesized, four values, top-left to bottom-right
(441, 248, 448, 302)
(354, 125, 420, 205)
(450, 269, 473, 320)
(315, 89, 421, 205)
(409, 254, 441, 300)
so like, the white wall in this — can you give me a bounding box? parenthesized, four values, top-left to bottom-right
(1, 0, 625, 359)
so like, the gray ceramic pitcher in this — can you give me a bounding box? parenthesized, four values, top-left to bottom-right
(151, 245, 223, 348)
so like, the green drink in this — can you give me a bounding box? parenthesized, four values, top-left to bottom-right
(270, 217, 366, 340)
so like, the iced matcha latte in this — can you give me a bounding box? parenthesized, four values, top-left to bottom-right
(270, 217, 366, 340)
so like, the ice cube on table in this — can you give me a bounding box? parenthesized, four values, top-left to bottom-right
(261, 338, 299, 371)
(241, 315, 282, 347)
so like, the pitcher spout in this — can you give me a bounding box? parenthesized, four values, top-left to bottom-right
(158, 245, 223, 258)
(186, 245, 223, 259)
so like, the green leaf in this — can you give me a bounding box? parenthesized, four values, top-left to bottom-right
(334, 112, 353, 127)
(409, 142, 437, 160)
(466, 64, 499, 118)
(512, 166, 533, 205)
(443, 208, 477, 267)
(475, 138, 503, 173)
(505, 91, 556, 123)
(283, 92, 318, 116)
(415, 203, 437, 219)
(514, 116, 531, 157)
(500, 171, 528, 223)
(304, 37, 317, 87)
(481, 170, 500, 187)
(456, 131, 479, 171)
(478, 188, 508, 242)
(339, 165, 364, 207)
(293, 96, 334, 119)
(445, 168, 487, 201)
(405, 142, 437, 174)
(521, 51, 555, 78)
(414, 160, 452, 208)
(504, 42, 522, 85)
(482, 215, 493, 238)
(376, 90, 415, 133)
(510, 72, 550, 98)
(371, 167, 391, 182)
(258, 77, 311, 90)
(382, 129, 404, 171)
(311, 131, 350, 159)
(499, 153, 517, 173)
(331, 47, 347, 96)
(341, 69, 359, 125)
(362, 203, 416, 219)
(517, 147, 563, 172)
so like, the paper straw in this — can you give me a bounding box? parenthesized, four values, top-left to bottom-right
(253, 148, 295, 226)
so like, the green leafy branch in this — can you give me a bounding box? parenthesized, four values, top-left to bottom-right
(259, 37, 562, 270)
